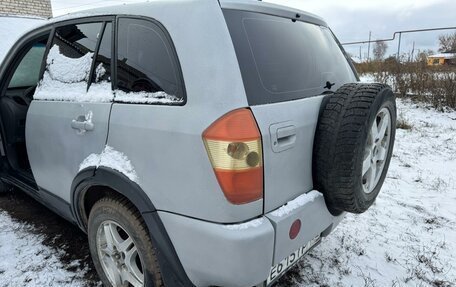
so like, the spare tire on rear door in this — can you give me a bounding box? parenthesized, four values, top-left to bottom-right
(313, 83, 396, 215)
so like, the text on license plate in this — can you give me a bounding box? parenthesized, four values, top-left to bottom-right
(266, 235, 321, 285)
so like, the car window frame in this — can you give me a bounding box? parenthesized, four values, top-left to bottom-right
(0, 25, 51, 159)
(114, 15, 187, 106)
(87, 21, 115, 91)
(0, 27, 52, 97)
(45, 16, 116, 96)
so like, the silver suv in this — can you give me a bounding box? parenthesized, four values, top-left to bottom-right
(0, 1, 396, 286)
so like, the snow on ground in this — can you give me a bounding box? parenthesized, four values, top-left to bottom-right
(0, 80, 455, 286)
(0, 211, 88, 287)
(359, 74, 376, 84)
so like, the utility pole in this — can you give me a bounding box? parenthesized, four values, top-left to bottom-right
(411, 41, 415, 61)
(367, 31, 372, 62)
(397, 32, 402, 61)
(359, 46, 362, 62)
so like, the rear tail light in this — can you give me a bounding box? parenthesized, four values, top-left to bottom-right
(203, 109, 263, 204)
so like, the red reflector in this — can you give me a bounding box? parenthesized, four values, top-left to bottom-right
(289, 219, 301, 240)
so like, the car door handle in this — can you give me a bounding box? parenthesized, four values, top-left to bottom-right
(276, 126, 296, 147)
(270, 122, 297, 153)
(277, 126, 296, 140)
(71, 117, 94, 132)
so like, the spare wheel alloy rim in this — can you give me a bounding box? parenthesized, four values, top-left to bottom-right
(362, 107, 392, 194)
(96, 220, 144, 287)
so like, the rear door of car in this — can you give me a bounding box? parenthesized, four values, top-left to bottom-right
(223, 9, 358, 212)
(26, 17, 114, 203)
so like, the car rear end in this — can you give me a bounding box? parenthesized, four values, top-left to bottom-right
(160, 1, 358, 286)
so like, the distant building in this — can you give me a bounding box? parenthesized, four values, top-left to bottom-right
(427, 53, 456, 66)
(0, 0, 52, 18)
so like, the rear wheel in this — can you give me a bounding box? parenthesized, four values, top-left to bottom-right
(88, 197, 163, 287)
(313, 83, 396, 215)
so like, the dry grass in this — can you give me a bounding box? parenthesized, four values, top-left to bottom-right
(355, 60, 456, 110)
(396, 117, 413, 130)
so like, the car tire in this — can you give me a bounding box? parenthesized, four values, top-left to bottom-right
(88, 196, 164, 287)
(313, 83, 396, 215)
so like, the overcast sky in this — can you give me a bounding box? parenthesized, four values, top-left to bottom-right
(51, 0, 456, 59)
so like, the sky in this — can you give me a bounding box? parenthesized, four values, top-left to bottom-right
(50, 0, 456, 59)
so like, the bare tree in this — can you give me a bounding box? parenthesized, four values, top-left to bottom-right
(438, 32, 456, 53)
(373, 41, 388, 61)
(416, 49, 434, 63)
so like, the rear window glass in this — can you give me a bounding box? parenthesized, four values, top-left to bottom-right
(223, 10, 357, 105)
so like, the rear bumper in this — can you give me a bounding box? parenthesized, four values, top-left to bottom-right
(158, 191, 344, 287)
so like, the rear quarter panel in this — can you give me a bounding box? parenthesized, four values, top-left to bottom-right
(106, 0, 262, 222)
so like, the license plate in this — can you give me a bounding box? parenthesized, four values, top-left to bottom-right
(266, 235, 320, 285)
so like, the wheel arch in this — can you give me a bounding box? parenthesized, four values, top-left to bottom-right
(71, 166, 195, 287)
(71, 166, 156, 231)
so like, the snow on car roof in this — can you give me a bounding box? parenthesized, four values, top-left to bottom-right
(0, 16, 46, 62)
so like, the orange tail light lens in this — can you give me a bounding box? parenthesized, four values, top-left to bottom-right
(203, 109, 263, 204)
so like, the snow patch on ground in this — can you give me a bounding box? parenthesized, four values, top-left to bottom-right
(223, 218, 265, 231)
(79, 146, 139, 183)
(0, 211, 86, 287)
(359, 74, 376, 83)
(270, 191, 321, 218)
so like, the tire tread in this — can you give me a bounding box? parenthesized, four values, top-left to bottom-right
(313, 83, 394, 214)
(89, 196, 164, 287)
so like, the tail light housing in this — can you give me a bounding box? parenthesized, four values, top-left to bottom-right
(203, 109, 263, 204)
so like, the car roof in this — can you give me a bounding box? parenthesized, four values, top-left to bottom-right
(219, 0, 327, 26)
(0, 16, 46, 62)
(49, 0, 327, 27)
